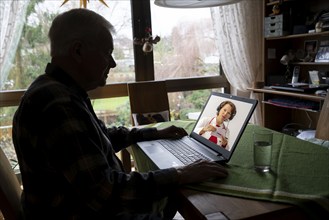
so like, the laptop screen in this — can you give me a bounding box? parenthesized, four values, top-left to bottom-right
(191, 92, 258, 161)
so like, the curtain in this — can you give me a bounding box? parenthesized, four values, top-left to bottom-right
(211, 0, 263, 125)
(0, 0, 30, 89)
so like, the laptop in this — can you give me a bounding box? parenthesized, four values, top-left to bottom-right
(137, 92, 258, 169)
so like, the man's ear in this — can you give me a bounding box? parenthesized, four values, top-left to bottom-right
(71, 41, 83, 63)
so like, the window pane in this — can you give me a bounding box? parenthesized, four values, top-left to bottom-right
(91, 97, 132, 127)
(169, 88, 225, 121)
(2, 0, 133, 92)
(151, 4, 220, 80)
(0, 106, 17, 162)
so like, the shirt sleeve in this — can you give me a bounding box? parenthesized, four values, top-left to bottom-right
(106, 125, 158, 152)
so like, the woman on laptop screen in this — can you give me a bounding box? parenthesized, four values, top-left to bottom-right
(195, 101, 237, 150)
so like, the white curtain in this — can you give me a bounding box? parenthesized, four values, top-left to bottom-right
(0, 0, 30, 89)
(211, 0, 263, 125)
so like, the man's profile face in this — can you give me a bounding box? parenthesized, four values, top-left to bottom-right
(81, 29, 116, 90)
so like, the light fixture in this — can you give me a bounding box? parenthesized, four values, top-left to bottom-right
(133, 27, 161, 53)
(154, 0, 244, 8)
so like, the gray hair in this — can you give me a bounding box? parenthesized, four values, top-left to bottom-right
(48, 9, 115, 57)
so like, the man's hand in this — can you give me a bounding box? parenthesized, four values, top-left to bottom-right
(176, 160, 228, 185)
(156, 125, 188, 139)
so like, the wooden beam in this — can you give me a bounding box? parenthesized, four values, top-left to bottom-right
(1, 76, 230, 107)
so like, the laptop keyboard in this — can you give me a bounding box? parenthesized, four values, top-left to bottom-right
(158, 139, 211, 165)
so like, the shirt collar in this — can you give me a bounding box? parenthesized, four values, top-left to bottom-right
(45, 63, 88, 99)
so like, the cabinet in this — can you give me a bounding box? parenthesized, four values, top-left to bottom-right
(251, 0, 329, 133)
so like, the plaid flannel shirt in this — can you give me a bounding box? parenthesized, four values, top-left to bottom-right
(13, 63, 178, 220)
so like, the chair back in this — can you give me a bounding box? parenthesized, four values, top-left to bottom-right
(315, 93, 329, 140)
(128, 81, 170, 126)
(0, 147, 23, 220)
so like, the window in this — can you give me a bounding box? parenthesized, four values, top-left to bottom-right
(0, 106, 17, 161)
(0, 0, 229, 161)
(2, 0, 134, 93)
(1, 1, 134, 160)
(169, 89, 225, 121)
(91, 97, 131, 127)
(149, 2, 226, 120)
(151, 4, 220, 80)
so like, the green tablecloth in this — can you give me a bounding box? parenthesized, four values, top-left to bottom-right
(131, 120, 329, 219)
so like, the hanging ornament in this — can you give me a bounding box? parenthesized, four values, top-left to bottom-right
(133, 27, 160, 53)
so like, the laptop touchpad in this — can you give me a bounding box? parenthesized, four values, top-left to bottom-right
(144, 144, 164, 154)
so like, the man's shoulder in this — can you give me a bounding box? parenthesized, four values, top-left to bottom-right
(23, 74, 77, 108)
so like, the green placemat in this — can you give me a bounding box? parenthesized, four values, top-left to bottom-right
(131, 121, 329, 219)
(187, 124, 329, 219)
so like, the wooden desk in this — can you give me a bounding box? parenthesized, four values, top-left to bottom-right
(177, 189, 308, 220)
(131, 121, 329, 220)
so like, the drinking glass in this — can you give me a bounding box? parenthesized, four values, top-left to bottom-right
(253, 130, 273, 172)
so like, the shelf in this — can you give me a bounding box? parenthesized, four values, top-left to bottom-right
(262, 101, 320, 112)
(262, 0, 328, 131)
(291, 62, 329, 66)
(265, 31, 329, 40)
(266, 0, 294, 6)
(248, 88, 326, 101)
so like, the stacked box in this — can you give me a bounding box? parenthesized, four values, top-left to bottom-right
(264, 14, 284, 37)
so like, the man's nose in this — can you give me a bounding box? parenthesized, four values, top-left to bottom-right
(110, 58, 116, 68)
